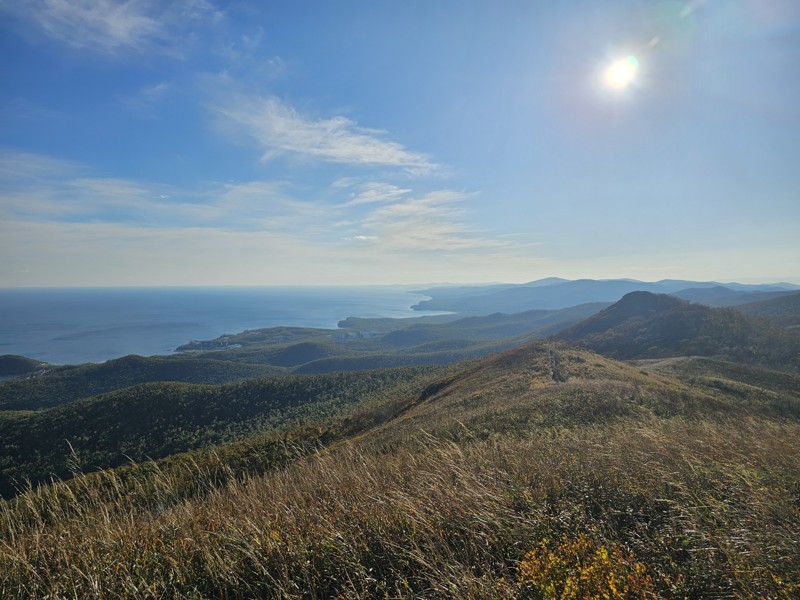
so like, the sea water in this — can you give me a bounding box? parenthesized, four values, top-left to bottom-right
(0, 287, 432, 365)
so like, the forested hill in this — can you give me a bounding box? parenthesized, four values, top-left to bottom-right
(0, 366, 443, 499)
(733, 290, 800, 328)
(0, 354, 283, 411)
(0, 355, 46, 377)
(556, 291, 800, 368)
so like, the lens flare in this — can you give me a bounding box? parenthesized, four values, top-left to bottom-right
(604, 55, 639, 89)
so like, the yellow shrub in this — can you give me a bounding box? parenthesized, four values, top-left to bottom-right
(516, 534, 654, 599)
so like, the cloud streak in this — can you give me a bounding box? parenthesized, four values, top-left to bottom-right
(347, 189, 511, 253)
(0, 219, 346, 286)
(342, 182, 411, 207)
(0, 148, 81, 182)
(0, 214, 542, 287)
(0, 150, 337, 234)
(0, 150, 536, 285)
(121, 81, 173, 113)
(2, 0, 221, 56)
(1, 150, 507, 253)
(216, 96, 438, 174)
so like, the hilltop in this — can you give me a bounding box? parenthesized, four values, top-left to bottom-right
(0, 355, 46, 377)
(556, 291, 800, 369)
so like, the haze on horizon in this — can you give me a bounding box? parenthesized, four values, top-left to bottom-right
(1, 1, 798, 287)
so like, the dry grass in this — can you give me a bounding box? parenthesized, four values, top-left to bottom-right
(2, 414, 799, 598)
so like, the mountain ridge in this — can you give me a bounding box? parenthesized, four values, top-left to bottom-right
(556, 291, 800, 369)
(412, 277, 799, 314)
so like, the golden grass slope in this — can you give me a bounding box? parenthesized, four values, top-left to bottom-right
(1, 341, 799, 598)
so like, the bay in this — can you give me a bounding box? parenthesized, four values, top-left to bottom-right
(0, 286, 432, 365)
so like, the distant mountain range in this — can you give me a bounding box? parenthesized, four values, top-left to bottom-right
(412, 278, 800, 314)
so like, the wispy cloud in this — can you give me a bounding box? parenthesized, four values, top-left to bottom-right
(0, 219, 348, 286)
(0, 150, 536, 285)
(2, 0, 222, 56)
(0, 149, 336, 233)
(214, 181, 336, 234)
(0, 99, 64, 125)
(121, 81, 173, 113)
(0, 148, 80, 182)
(0, 151, 506, 250)
(0, 212, 539, 286)
(215, 95, 439, 174)
(342, 182, 411, 206)
(350, 189, 507, 252)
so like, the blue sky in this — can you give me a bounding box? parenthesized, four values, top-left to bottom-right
(1, 0, 798, 286)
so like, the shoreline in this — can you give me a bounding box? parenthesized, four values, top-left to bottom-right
(0, 287, 438, 366)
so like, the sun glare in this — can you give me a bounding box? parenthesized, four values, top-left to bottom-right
(604, 55, 639, 89)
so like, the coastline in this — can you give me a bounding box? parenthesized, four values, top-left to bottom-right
(0, 286, 435, 365)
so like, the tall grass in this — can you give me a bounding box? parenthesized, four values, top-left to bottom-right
(2, 416, 798, 598)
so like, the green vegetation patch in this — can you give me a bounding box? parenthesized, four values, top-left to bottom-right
(0, 366, 443, 499)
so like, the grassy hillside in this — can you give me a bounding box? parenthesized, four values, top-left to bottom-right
(1, 340, 798, 597)
(634, 355, 800, 404)
(366, 342, 799, 445)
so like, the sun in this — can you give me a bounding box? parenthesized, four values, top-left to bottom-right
(604, 55, 639, 89)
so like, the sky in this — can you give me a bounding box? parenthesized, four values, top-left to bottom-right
(1, 0, 799, 286)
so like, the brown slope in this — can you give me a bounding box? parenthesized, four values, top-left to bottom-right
(363, 340, 799, 447)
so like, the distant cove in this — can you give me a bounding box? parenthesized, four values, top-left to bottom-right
(0, 287, 435, 365)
